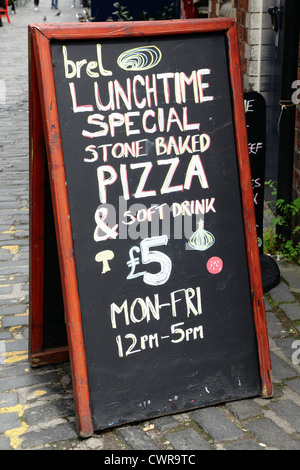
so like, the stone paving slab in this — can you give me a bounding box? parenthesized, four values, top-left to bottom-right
(0, 0, 300, 452)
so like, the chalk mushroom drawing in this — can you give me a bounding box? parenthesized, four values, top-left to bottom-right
(95, 250, 115, 274)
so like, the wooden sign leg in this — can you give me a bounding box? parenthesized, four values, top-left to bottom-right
(29, 32, 69, 367)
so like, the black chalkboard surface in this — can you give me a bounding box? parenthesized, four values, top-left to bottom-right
(29, 20, 272, 435)
(244, 92, 266, 254)
(52, 33, 258, 428)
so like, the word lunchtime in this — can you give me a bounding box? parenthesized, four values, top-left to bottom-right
(96, 154, 210, 204)
(63, 44, 214, 109)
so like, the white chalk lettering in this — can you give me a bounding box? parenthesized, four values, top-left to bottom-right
(96, 154, 209, 204)
(110, 286, 202, 329)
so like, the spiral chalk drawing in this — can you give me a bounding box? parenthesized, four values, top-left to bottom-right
(117, 46, 162, 71)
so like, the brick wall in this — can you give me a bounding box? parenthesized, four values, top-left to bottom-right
(210, 1, 276, 93)
(209, 1, 252, 88)
(209, 1, 300, 233)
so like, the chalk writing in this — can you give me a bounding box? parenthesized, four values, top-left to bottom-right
(244, 92, 266, 252)
(126, 235, 172, 286)
(111, 286, 203, 357)
(110, 286, 202, 328)
(58, 38, 233, 362)
(47, 28, 267, 431)
(115, 321, 204, 357)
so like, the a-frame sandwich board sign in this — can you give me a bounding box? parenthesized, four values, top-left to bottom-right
(29, 19, 272, 437)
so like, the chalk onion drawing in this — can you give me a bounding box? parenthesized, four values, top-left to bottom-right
(188, 219, 215, 251)
(117, 46, 162, 71)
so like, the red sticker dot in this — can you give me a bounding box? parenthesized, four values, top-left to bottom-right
(207, 256, 223, 274)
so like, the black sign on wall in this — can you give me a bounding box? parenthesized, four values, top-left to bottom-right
(244, 92, 266, 254)
(29, 20, 272, 436)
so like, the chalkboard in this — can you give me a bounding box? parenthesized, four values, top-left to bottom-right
(244, 92, 266, 254)
(29, 19, 272, 436)
(243, 92, 280, 293)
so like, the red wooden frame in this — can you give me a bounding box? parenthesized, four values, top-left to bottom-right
(0, 0, 10, 23)
(28, 19, 272, 437)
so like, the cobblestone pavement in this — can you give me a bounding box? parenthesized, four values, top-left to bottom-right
(1, 0, 300, 451)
